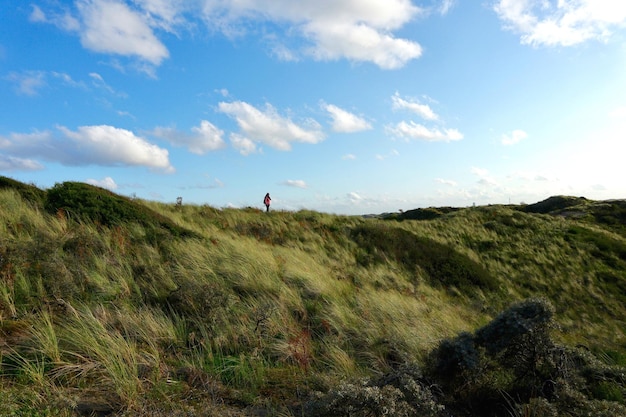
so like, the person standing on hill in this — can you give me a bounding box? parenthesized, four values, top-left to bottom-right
(264, 193, 271, 212)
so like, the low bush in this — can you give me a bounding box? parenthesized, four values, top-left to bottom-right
(44, 182, 198, 238)
(304, 364, 446, 417)
(426, 298, 626, 416)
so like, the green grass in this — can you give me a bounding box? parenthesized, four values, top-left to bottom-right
(0, 177, 625, 416)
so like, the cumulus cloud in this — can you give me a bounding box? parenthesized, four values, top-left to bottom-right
(501, 129, 527, 145)
(391, 92, 439, 120)
(218, 101, 324, 152)
(229, 133, 257, 156)
(77, 0, 169, 65)
(281, 179, 308, 188)
(32, 0, 169, 68)
(31, 0, 427, 70)
(200, 0, 425, 68)
(152, 120, 226, 154)
(323, 103, 372, 133)
(0, 126, 174, 172)
(0, 154, 44, 171)
(57, 125, 174, 171)
(388, 121, 463, 142)
(493, 0, 626, 47)
(86, 176, 118, 190)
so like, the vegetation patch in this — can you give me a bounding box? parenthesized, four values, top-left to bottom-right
(1, 179, 625, 416)
(0, 176, 46, 207)
(44, 181, 198, 238)
(351, 223, 498, 293)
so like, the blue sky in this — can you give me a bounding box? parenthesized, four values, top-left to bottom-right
(1, 0, 625, 214)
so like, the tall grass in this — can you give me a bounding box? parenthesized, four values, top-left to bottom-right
(1, 182, 625, 415)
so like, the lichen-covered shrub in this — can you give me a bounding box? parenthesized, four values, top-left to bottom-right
(304, 364, 446, 417)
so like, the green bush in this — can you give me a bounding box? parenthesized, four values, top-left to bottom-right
(0, 176, 46, 207)
(44, 182, 197, 237)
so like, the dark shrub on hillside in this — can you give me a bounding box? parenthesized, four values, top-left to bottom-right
(304, 364, 446, 417)
(0, 176, 46, 207)
(426, 298, 626, 416)
(351, 224, 498, 293)
(474, 296, 554, 355)
(44, 182, 197, 237)
(522, 195, 588, 214)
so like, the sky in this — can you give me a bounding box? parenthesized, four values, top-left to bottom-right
(1, 0, 625, 215)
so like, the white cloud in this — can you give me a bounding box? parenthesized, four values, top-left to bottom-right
(388, 121, 463, 142)
(348, 191, 363, 202)
(342, 153, 357, 160)
(29, 4, 80, 31)
(152, 120, 226, 154)
(32, 0, 425, 70)
(494, 0, 626, 47)
(201, 0, 424, 68)
(89, 72, 126, 96)
(77, 0, 169, 65)
(86, 176, 118, 190)
(33, 0, 169, 67)
(392, 92, 439, 120)
(0, 155, 44, 171)
(230, 133, 257, 156)
(6, 71, 47, 96)
(438, 0, 456, 15)
(0, 126, 173, 172)
(218, 101, 324, 151)
(282, 180, 308, 189)
(132, 0, 187, 32)
(323, 103, 372, 133)
(435, 178, 457, 186)
(471, 166, 498, 186)
(303, 21, 422, 69)
(501, 129, 527, 145)
(57, 125, 174, 172)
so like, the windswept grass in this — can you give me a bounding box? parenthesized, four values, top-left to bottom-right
(0, 178, 625, 416)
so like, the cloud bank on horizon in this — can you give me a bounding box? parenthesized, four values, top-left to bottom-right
(1, 0, 625, 214)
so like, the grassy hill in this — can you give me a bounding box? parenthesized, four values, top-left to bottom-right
(0, 177, 624, 416)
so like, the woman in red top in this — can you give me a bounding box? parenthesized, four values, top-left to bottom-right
(264, 193, 271, 212)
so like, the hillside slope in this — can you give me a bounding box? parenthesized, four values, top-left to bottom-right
(0, 178, 624, 416)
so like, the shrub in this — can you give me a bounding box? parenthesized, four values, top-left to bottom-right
(426, 298, 626, 416)
(44, 181, 197, 237)
(474, 297, 555, 356)
(0, 176, 46, 207)
(304, 364, 446, 417)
